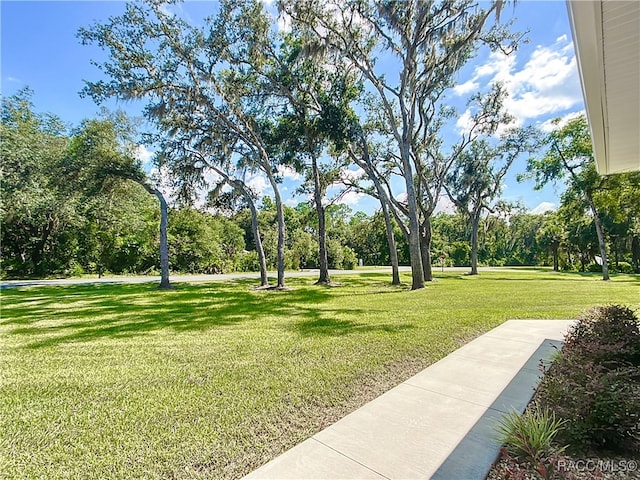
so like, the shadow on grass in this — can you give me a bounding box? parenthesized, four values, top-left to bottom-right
(293, 317, 416, 337)
(2, 278, 363, 348)
(482, 272, 640, 283)
(321, 273, 410, 294)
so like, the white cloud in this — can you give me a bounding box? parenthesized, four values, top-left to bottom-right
(339, 166, 366, 183)
(336, 190, 365, 206)
(134, 145, 155, 169)
(456, 35, 583, 130)
(246, 174, 272, 198)
(530, 201, 556, 214)
(452, 79, 480, 96)
(278, 165, 302, 181)
(433, 195, 457, 215)
(538, 110, 584, 132)
(455, 109, 474, 133)
(474, 50, 516, 82)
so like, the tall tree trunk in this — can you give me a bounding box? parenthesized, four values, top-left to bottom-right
(380, 196, 401, 285)
(586, 191, 610, 280)
(356, 137, 402, 285)
(274, 194, 286, 288)
(154, 189, 172, 289)
(140, 182, 172, 289)
(401, 146, 424, 289)
(223, 174, 268, 287)
(142, 186, 172, 289)
(552, 243, 559, 271)
(246, 193, 269, 287)
(265, 166, 286, 288)
(233, 179, 268, 286)
(470, 211, 481, 276)
(420, 218, 433, 282)
(312, 155, 330, 285)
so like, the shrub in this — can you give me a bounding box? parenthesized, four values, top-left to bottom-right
(342, 246, 358, 270)
(612, 261, 635, 274)
(564, 305, 640, 366)
(236, 251, 260, 272)
(327, 238, 344, 269)
(537, 354, 640, 451)
(537, 305, 640, 452)
(285, 249, 300, 271)
(448, 241, 470, 267)
(586, 263, 602, 273)
(66, 261, 85, 278)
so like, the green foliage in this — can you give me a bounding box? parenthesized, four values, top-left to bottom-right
(236, 250, 260, 272)
(613, 262, 635, 274)
(341, 246, 358, 270)
(538, 357, 640, 452)
(537, 305, 640, 451)
(496, 407, 567, 478)
(536, 211, 564, 270)
(565, 305, 640, 366)
(82, 182, 159, 275)
(288, 230, 317, 270)
(586, 263, 602, 273)
(1, 89, 75, 277)
(0, 91, 162, 279)
(326, 237, 345, 269)
(346, 211, 389, 266)
(448, 241, 471, 267)
(168, 209, 243, 274)
(506, 213, 545, 266)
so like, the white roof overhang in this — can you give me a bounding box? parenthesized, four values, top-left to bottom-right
(566, 0, 640, 174)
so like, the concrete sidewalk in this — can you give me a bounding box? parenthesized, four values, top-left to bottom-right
(243, 320, 573, 480)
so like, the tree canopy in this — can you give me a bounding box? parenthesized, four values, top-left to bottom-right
(3, 2, 639, 282)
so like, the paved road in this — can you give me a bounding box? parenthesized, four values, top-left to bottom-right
(0, 267, 416, 289)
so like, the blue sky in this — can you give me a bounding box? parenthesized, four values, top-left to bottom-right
(1, 1, 584, 215)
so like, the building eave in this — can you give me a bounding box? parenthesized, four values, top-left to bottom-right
(566, 0, 640, 174)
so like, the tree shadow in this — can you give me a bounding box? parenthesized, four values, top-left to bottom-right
(292, 316, 416, 337)
(1, 279, 342, 348)
(483, 272, 640, 283)
(321, 273, 409, 294)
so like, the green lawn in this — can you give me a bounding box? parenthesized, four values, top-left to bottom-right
(1, 270, 638, 479)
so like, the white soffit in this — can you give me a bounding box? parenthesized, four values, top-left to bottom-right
(567, 0, 640, 174)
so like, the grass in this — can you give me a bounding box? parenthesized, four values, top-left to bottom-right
(1, 270, 638, 479)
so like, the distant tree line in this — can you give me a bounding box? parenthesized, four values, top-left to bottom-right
(2, 90, 638, 279)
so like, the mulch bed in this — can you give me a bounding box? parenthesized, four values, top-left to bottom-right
(486, 389, 640, 480)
